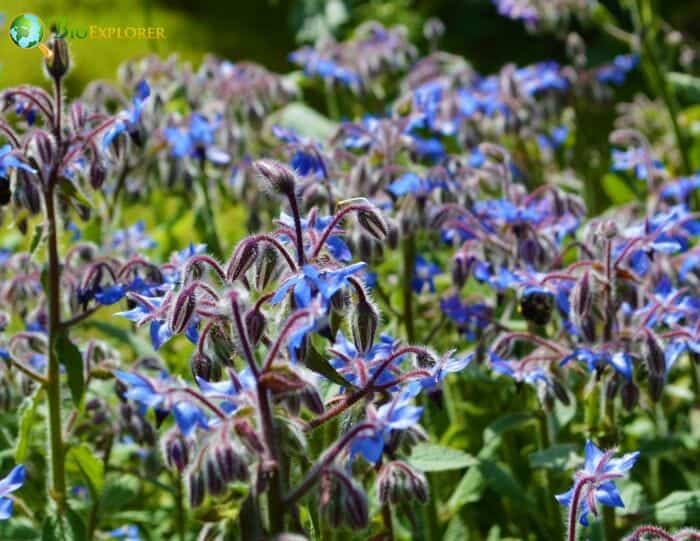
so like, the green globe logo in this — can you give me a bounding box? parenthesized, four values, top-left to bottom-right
(9, 13, 44, 49)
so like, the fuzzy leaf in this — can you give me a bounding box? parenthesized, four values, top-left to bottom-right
(408, 443, 478, 472)
(55, 330, 84, 406)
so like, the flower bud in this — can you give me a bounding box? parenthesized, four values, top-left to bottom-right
(621, 380, 639, 410)
(45, 33, 70, 80)
(163, 429, 190, 473)
(168, 286, 197, 334)
(226, 239, 258, 282)
(351, 298, 379, 354)
(377, 461, 429, 505)
(321, 468, 368, 531)
(648, 374, 664, 402)
(255, 244, 279, 290)
(33, 130, 55, 165)
(207, 324, 235, 367)
(357, 207, 388, 240)
(205, 456, 225, 496)
(244, 307, 266, 346)
(191, 352, 220, 382)
(642, 330, 666, 377)
(89, 159, 107, 190)
(213, 442, 248, 483)
(188, 470, 206, 508)
(254, 159, 296, 195)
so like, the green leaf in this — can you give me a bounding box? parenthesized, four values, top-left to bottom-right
(443, 465, 486, 520)
(100, 477, 139, 514)
(57, 178, 93, 209)
(668, 72, 700, 103)
(305, 342, 353, 388)
(83, 320, 153, 357)
(54, 330, 84, 406)
(602, 173, 637, 205)
(29, 224, 44, 255)
(643, 490, 700, 525)
(408, 443, 478, 472)
(66, 444, 104, 500)
(528, 444, 580, 471)
(15, 387, 43, 462)
(443, 516, 469, 541)
(479, 460, 534, 508)
(266, 102, 337, 141)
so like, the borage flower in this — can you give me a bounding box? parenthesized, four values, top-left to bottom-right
(0, 464, 25, 520)
(556, 440, 639, 527)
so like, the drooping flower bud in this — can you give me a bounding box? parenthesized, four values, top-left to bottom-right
(226, 239, 259, 283)
(376, 461, 429, 505)
(190, 352, 220, 382)
(320, 468, 369, 531)
(168, 286, 197, 334)
(207, 323, 236, 367)
(621, 380, 639, 410)
(351, 297, 379, 354)
(642, 330, 666, 377)
(213, 442, 249, 483)
(188, 470, 206, 508)
(244, 306, 266, 346)
(357, 206, 388, 240)
(162, 429, 191, 473)
(253, 159, 296, 195)
(255, 243, 279, 290)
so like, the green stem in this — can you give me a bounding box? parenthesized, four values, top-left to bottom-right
(632, 0, 691, 175)
(196, 160, 223, 259)
(46, 77, 67, 513)
(402, 234, 416, 343)
(603, 505, 616, 540)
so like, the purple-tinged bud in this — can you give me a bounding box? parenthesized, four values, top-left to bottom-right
(357, 207, 388, 241)
(621, 380, 639, 410)
(255, 244, 279, 290)
(451, 252, 471, 289)
(226, 239, 258, 283)
(188, 470, 206, 508)
(169, 286, 198, 335)
(253, 159, 296, 195)
(234, 419, 265, 455)
(45, 32, 70, 80)
(16, 170, 41, 214)
(0, 178, 10, 206)
(605, 375, 620, 401)
(244, 307, 266, 346)
(88, 160, 106, 190)
(213, 442, 248, 483)
(648, 374, 664, 402)
(642, 330, 666, 377)
(351, 298, 379, 355)
(163, 430, 190, 473)
(571, 271, 593, 321)
(377, 461, 429, 505)
(205, 456, 225, 496)
(342, 479, 369, 530)
(300, 386, 324, 415)
(33, 130, 55, 165)
(191, 352, 220, 382)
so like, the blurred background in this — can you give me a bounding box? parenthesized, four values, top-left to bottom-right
(1, 0, 698, 96)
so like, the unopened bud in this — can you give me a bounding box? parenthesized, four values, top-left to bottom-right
(45, 33, 70, 80)
(163, 430, 190, 473)
(351, 298, 379, 354)
(621, 380, 639, 410)
(648, 374, 664, 402)
(254, 159, 296, 195)
(642, 330, 666, 376)
(188, 470, 205, 508)
(168, 286, 197, 334)
(244, 307, 266, 346)
(191, 352, 220, 382)
(255, 244, 279, 290)
(357, 207, 388, 240)
(226, 239, 258, 282)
